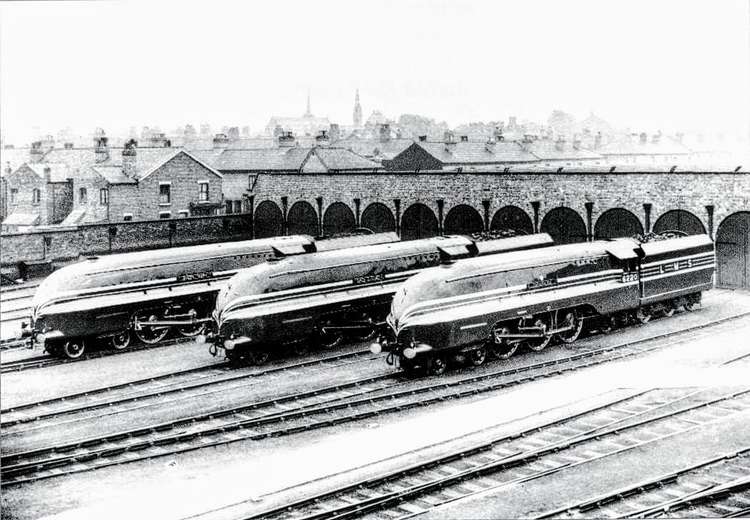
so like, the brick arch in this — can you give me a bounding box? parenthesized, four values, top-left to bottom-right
(360, 202, 395, 233)
(287, 200, 318, 236)
(653, 209, 706, 235)
(401, 202, 438, 241)
(540, 206, 587, 244)
(716, 211, 750, 289)
(490, 205, 534, 235)
(444, 204, 483, 235)
(594, 208, 644, 239)
(322, 201, 356, 236)
(254, 200, 283, 238)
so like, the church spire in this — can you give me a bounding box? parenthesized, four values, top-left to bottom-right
(304, 90, 312, 117)
(353, 88, 362, 127)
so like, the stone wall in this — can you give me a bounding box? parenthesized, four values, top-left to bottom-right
(0, 213, 252, 279)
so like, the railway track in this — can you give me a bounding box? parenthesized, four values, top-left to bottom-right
(533, 447, 750, 518)
(2, 313, 742, 486)
(220, 387, 750, 520)
(1, 347, 378, 429)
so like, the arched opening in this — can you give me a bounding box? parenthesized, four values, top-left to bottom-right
(444, 204, 484, 235)
(361, 202, 395, 233)
(322, 202, 356, 236)
(540, 207, 587, 244)
(653, 210, 705, 235)
(490, 206, 533, 235)
(400, 203, 438, 241)
(254, 200, 283, 238)
(716, 211, 750, 289)
(594, 208, 644, 239)
(287, 201, 318, 236)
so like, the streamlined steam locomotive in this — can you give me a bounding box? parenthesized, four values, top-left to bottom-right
(374, 234, 715, 375)
(207, 233, 554, 364)
(27, 232, 399, 359)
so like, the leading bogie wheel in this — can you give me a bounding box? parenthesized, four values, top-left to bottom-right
(133, 312, 171, 344)
(62, 339, 86, 359)
(177, 308, 206, 338)
(556, 310, 584, 343)
(468, 346, 487, 366)
(428, 355, 448, 376)
(247, 350, 270, 366)
(683, 294, 701, 312)
(110, 330, 131, 350)
(525, 317, 552, 352)
(659, 302, 676, 318)
(316, 323, 343, 349)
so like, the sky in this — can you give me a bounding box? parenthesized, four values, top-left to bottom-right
(1, 0, 749, 143)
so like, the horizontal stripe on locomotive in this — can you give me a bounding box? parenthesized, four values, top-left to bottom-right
(640, 251, 715, 268)
(220, 269, 419, 318)
(35, 273, 236, 317)
(398, 268, 625, 325)
(398, 278, 638, 332)
(640, 263, 716, 282)
(220, 283, 401, 325)
(640, 255, 715, 276)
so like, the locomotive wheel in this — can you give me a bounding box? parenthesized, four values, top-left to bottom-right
(133, 312, 170, 344)
(316, 322, 343, 349)
(635, 307, 653, 324)
(524, 317, 552, 352)
(468, 346, 487, 366)
(349, 312, 377, 342)
(491, 326, 518, 359)
(599, 315, 617, 334)
(44, 341, 63, 357)
(400, 357, 420, 376)
(247, 350, 270, 366)
(684, 296, 700, 312)
(177, 308, 205, 338)
(427, 355, 447, 376)
(556, 310, 584, 343)
(62, 339, 86, 359)
(658, 302, 676, 318)
(110, 330, 131, 350)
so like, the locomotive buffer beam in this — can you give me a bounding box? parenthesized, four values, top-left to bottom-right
(133, 317, 213, 330)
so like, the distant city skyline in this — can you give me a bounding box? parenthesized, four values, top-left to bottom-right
(2, 0, 749, 144)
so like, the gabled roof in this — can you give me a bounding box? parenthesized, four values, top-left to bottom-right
(90, 165, 137, 184)
(311, 147, 381, 171)
(412, 140, 538, 165)
(1, 148, 32, 176)
(138, 149, 223, 180)
(210, 147, 311, 172)
(335, 137, 414, 161)
(26, 162, 72, 183)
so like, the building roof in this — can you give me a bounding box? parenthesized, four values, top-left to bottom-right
(312, 147, 381, 171)
(523, 140, 603, 161)
(91, 165, 137, 184)
(2, 212, 40, 226)
(26, 162, 72, 183)
(335, 137, 414, 161)
(1, 148, 32, 176)
(209, 148, 311, 172)
(414, 140, 538, 165)
(599, 137, 690, 156)
(138, 149, 223, 180)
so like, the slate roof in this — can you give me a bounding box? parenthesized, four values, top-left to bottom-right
(210, 148, 311, 171)
(312, 148, 381, 171)
(1, 148, 32, 176)
(2, 213, 40, 226)
(91, 165, 137, 184)
(523, 140, 603, 161)
(415, 140, 538, 164)
(26, 163, 72, 183)
(335, 137, 414, 161)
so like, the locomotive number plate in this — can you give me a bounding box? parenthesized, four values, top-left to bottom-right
(177, 271, 213, 282)
(353, 273, 386, 285)
(621, 272, 638, 283)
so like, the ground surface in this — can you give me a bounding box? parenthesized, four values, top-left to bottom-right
(1, 289, 749, 520)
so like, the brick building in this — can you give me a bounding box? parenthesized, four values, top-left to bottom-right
(1, 162, 73, 232)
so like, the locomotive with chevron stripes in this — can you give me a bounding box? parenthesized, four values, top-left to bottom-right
(25, 232, 399, 359)
(373, 234, 715, 375)
(207, 233, 554, 364)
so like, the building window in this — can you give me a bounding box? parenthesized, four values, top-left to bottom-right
(10, 188, 18, 204)
(99, 188, 109, 205)
(32, 188, 41, 204)
(234, 200, 242, 213)
(178, 210, 189, 218)
(198, 181, 209, 202)
(159, 211, 171, 219)
(123, 213, 133, 221)
(159, 183, 171, 205)
(225, 200, 234, 214)
(79, 187, 88, 203)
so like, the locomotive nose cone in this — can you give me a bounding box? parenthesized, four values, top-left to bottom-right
(369, 342, 382, 354)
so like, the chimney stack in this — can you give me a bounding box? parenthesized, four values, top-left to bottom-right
(329, 123, 341, 143)
(43, 166, 52, 183)
(418, 135, 427, 142)
(278, 131, 296, 148)
(493, 126, 504, 142)
(64, 142, 74, 150)
(460, 135, 469, 142)
(315, 129, 330, 146)
(212, 133, 230, 149)
(444, 131, 456, 152)
(485, 137, 496, 153)
(639, 132, 648, 145)
(40, 135, 55, 152)
(378, 123, 391, 143)
(29, 141, 45, 163)
(149, 132, 171, 148)
(594, 132, 602, 149)
(122, 139, 137, 178)
(555, 137, 565, 152)
(93, 129, 110, 163)
(651, 131, 662, 145)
